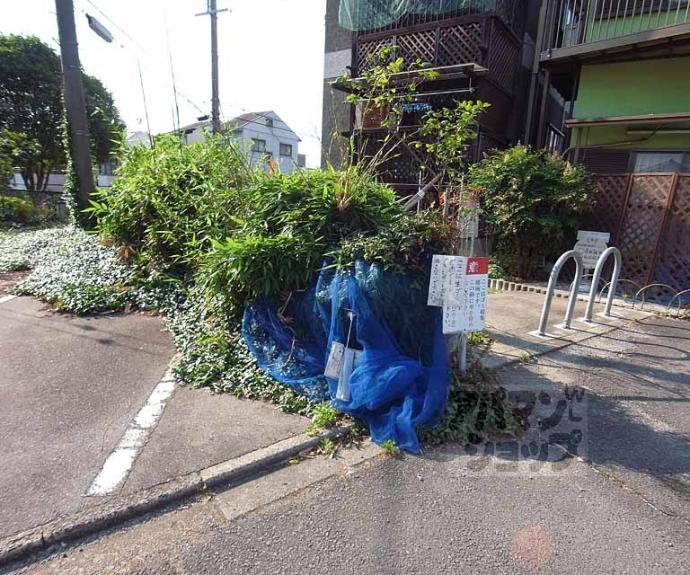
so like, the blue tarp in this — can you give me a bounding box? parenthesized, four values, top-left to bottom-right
(242, 260, 450, 453)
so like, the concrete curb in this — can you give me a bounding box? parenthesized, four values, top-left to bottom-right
(0, 427, 346, 568)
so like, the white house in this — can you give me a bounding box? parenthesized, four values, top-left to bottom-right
(179, 111, 303, 174)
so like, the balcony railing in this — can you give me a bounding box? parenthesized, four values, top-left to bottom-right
(542, 0, 690, 55)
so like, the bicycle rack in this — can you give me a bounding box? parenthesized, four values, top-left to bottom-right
(667, 289, 690, 314)
(535, 250, 584, 337)
(597, 278, 642, 305)
(583, 247, 622, 321)
(632, 284, 678, 310)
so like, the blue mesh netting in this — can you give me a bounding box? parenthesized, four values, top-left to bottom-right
(338, 0, 495, 32)
(242, 260, 450, 453)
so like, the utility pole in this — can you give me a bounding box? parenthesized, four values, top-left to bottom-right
(55, 0, 95, 219)
(196, 0, 228, 134)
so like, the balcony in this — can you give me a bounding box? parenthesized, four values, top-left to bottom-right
(541, 0, 690, 64)
(353, 0, 524, 94)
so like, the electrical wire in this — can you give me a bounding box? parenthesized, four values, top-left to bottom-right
(75, 0, 207, 118)
(76, 0, 320, 144)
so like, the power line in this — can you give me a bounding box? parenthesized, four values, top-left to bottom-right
(84, 0, 144, 51)
(75, 0, 207, 119)
(164, 20, 181, 134)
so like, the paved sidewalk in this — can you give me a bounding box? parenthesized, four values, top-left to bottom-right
(496, 315, 690, 523)
(482, 291, 652, 368)
(0, 296, 308, 540)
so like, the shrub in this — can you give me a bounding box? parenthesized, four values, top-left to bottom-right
(468, 145, 595, 279)
(330, 209, 450, 275)
(0, 195, 37, 224)
(195, 166, 415, 315)
(88, 133, 252, 274)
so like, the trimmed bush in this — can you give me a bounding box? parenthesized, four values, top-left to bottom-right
(0, 195, 37, 224)
(468, 145, 595, 279)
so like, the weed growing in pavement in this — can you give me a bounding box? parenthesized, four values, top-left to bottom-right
(421, 362, 523, 446)
(319, 437, 336, 457)
(380, 439, 401, 458)
(306, 403, 339, 436)
(467, 330, 494, 348)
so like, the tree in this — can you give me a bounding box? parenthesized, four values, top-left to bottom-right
(0, 35, 63, 192)
(0, 34, 124, 192)
(82, 74, 124, 165)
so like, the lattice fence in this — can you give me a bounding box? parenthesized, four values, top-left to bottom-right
(655, 175, 690, 290)
(361, 137, 420, 187)
(617, 174, 673, 287)
(590, 174, 630, 241)
(594, 173, 690, 291)
(486, 21, 519, 93)
(396, 29, 437, 67)
(356, 21, 484, 71)
(437, 22, 483, 66)
(356, 37, 394, 70)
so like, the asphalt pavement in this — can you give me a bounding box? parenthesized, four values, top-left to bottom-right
(6, 441, 688, 575)
(4, 296, 689, 574)
(0, 296, 308, 540)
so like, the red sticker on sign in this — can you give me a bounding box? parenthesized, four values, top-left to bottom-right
(466, 257, 489, 275)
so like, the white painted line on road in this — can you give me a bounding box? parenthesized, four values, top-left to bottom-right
(0, 294, 17, 305)
(87, 364, 177, 496)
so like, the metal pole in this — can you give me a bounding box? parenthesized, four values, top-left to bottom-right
(196, 0, 228, 134)
(210, 0, 220, 134)
(55, 0, 95, 222)
(459, 334, 467, 373)
(584, 247, 622, 321)
(563, 253, 584, 329)
(537, 250, 584, 336)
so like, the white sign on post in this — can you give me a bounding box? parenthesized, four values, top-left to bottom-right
(574, 230, 610, 269)
(427, 255, 489, 334)
(427, 255, 452, 307)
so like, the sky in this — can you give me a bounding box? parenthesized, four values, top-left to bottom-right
(1, 0, 327, 167)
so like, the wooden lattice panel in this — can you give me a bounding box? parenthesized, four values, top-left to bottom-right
(362, 137, 419, 185)
(617, 174, 673, 286)
(655, 175, 690, 291)
(591, 174, 630, 240)
(356, 37, 393, 70)
(487, 23, 518, 92)
(395, 29, 437, 67)
(437, 22, 483, 66)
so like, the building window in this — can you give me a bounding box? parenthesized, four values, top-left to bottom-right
(265, 118, 273, 127)
(279, 143, 293, 157)
(99, 159, 117, 176)
(634, 151, 690, 173)
(252, 138, 266, 153)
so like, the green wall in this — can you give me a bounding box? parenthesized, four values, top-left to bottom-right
(575, 57, 690, 119)
(587, 5, 689, 42)
(572, 56, 690, 149)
